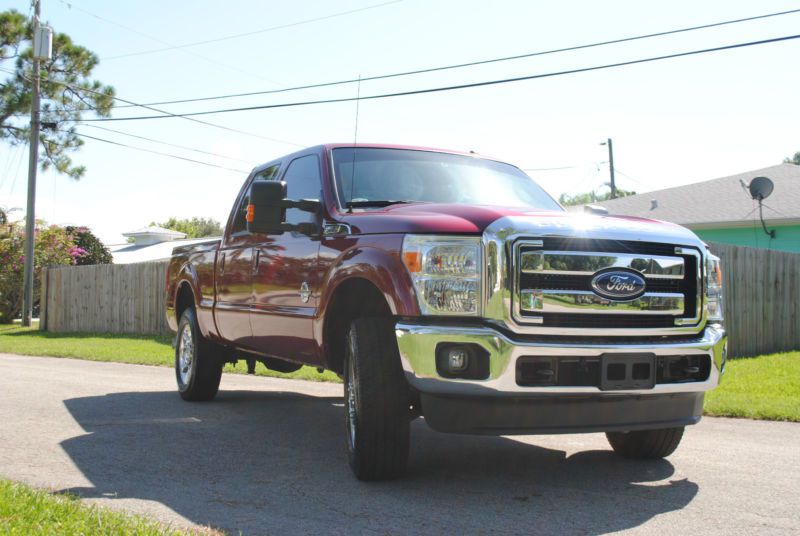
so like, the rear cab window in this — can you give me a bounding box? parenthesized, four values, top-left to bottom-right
(282, 154, 322, 226)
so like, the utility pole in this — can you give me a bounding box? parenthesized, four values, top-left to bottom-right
(602, 138, 618, 199)
(22, 0, 49, 326)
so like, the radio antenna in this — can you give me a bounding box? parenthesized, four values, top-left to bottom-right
(347, 75, 361, 213)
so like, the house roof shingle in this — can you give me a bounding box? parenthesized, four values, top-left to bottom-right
(589, 164, 800, 227)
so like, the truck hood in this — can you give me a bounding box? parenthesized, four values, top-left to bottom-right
(339, 203, 704, 246)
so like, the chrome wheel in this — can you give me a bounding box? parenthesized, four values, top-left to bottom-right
(175, 308, 223, 401)
(345, 331, 359, 451)
(178, 322, 194, 386)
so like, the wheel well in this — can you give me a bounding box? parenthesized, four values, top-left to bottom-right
(175, 282, 195, 321)
(324, 278, 392, 374)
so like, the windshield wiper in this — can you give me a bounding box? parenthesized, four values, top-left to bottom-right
(345, 200, 421, 208)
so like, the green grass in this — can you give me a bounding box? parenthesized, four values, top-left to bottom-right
(0, 325, 174, 365)
(0, 479, 200, 535)
(0, 325, 340, 383)
(704, 351, 800, 422)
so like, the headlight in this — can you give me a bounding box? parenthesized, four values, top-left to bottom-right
(706, 252, 724, 323)
(402, 235, 481, 316)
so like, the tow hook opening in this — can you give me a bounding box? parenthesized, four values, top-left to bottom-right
(515, 354, 712, 388)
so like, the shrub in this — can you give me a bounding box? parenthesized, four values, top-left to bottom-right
(64, 226, 112, 265)
(0, 223, 78, 323)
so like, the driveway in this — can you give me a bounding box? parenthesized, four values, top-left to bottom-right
(1, 354, 798, 535)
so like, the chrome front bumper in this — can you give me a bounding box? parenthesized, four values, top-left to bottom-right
(395, 322, 727, 397)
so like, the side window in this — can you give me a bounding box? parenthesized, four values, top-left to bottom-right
(282, 155, 322, 225)
(230, 164, 281, 234)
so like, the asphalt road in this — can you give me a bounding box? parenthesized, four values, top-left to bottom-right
(1, 354, 798, 535)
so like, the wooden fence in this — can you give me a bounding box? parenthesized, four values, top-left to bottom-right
(707, 242, 800, 358)
(39, 244, 800, 357)
(41, 261, 169, 335)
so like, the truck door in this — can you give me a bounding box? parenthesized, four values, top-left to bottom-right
(250, 154, 322, 364)
(213, 171, 268, 347)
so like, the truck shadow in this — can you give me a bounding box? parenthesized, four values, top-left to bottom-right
(60, 389, 698, 535)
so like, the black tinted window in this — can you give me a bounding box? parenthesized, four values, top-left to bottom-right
(231, 164, 281, 234)
(283, 155, 321, 225)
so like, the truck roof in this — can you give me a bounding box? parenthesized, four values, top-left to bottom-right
(272, 143, 510, 168)
(249, 143, 514, 186)
(320, 142, 477, 156)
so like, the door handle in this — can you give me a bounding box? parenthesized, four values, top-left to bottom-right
(219, 252, 226, 274)
(253, 250, 260, 272)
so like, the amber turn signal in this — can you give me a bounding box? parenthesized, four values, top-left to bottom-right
(402, 251, 421, 273)
(246, 204, 255, 223)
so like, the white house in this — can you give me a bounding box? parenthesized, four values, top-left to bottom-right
(107, 226, 220, 264)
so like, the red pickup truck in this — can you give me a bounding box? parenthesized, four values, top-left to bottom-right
(166, 143, 727, 480)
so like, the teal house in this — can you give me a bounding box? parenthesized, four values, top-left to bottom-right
(592, 164, 800, 253)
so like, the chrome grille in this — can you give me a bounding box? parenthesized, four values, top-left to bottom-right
(513, 238, 702, 330)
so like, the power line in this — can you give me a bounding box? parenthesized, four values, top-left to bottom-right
(72, 131, 250, 173)
(84, 87, 305, 147)
(58, 0, 283, 84)
(80, 33, 800, 123)
(0, 144, 23, 193)
(555, 164, 603, 204)
(613, 168, 647, 187)
(78, 124, 258, 164)
(110, 7, 800, 109)
(6, 142, 28, 202)
(0, 65, 305, 147)
(102, 0, 404, 60)
(574, 163, 603, 193)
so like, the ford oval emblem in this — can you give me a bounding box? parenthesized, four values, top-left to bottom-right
(590, 269, 646, 300)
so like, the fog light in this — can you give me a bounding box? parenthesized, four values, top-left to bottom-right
(447, 347, 470, 373)
(436, 343, 490, 379)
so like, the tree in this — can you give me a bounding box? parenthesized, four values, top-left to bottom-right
(783, 152, 800, 165)
(0, 206, 21, 231)
(153, 217, 224, 238)
(559, 187, 636, 207)
(0, 221, 78, 323)
(1, 9, 114, 179)
(64, 225, 112, 265)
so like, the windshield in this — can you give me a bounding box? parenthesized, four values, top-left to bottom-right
(331, 148, 562, 211)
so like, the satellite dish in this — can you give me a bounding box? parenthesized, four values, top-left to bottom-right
(748, 176, 774, 201)
(746, 176, 777, 239)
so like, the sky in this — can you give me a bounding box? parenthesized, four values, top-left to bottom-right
(0, 0, 798, 244)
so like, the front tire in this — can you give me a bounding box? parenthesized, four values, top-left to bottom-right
(344, 318, 410, 481)
(606, 427, 685, 459)
(175, 308, 223, 401)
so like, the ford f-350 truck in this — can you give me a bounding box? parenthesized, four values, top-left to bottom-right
(166, 144, 727, 481)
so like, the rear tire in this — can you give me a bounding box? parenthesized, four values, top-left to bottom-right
(344, 318, 410, 481)
(606, 427, 685, 459)
(175, 308, 223, 401)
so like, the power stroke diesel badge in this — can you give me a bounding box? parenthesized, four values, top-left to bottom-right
(590, 269, 646, 300)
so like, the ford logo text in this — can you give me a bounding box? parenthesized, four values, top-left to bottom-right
(590, 269, 646, 300)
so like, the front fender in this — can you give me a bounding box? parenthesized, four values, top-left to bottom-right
(318, 242, 420, 319)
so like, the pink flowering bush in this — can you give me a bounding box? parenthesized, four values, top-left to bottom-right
(0, 221, 81, 323)
(64, 226, 112, 265)
(68, 245, 88, 261)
